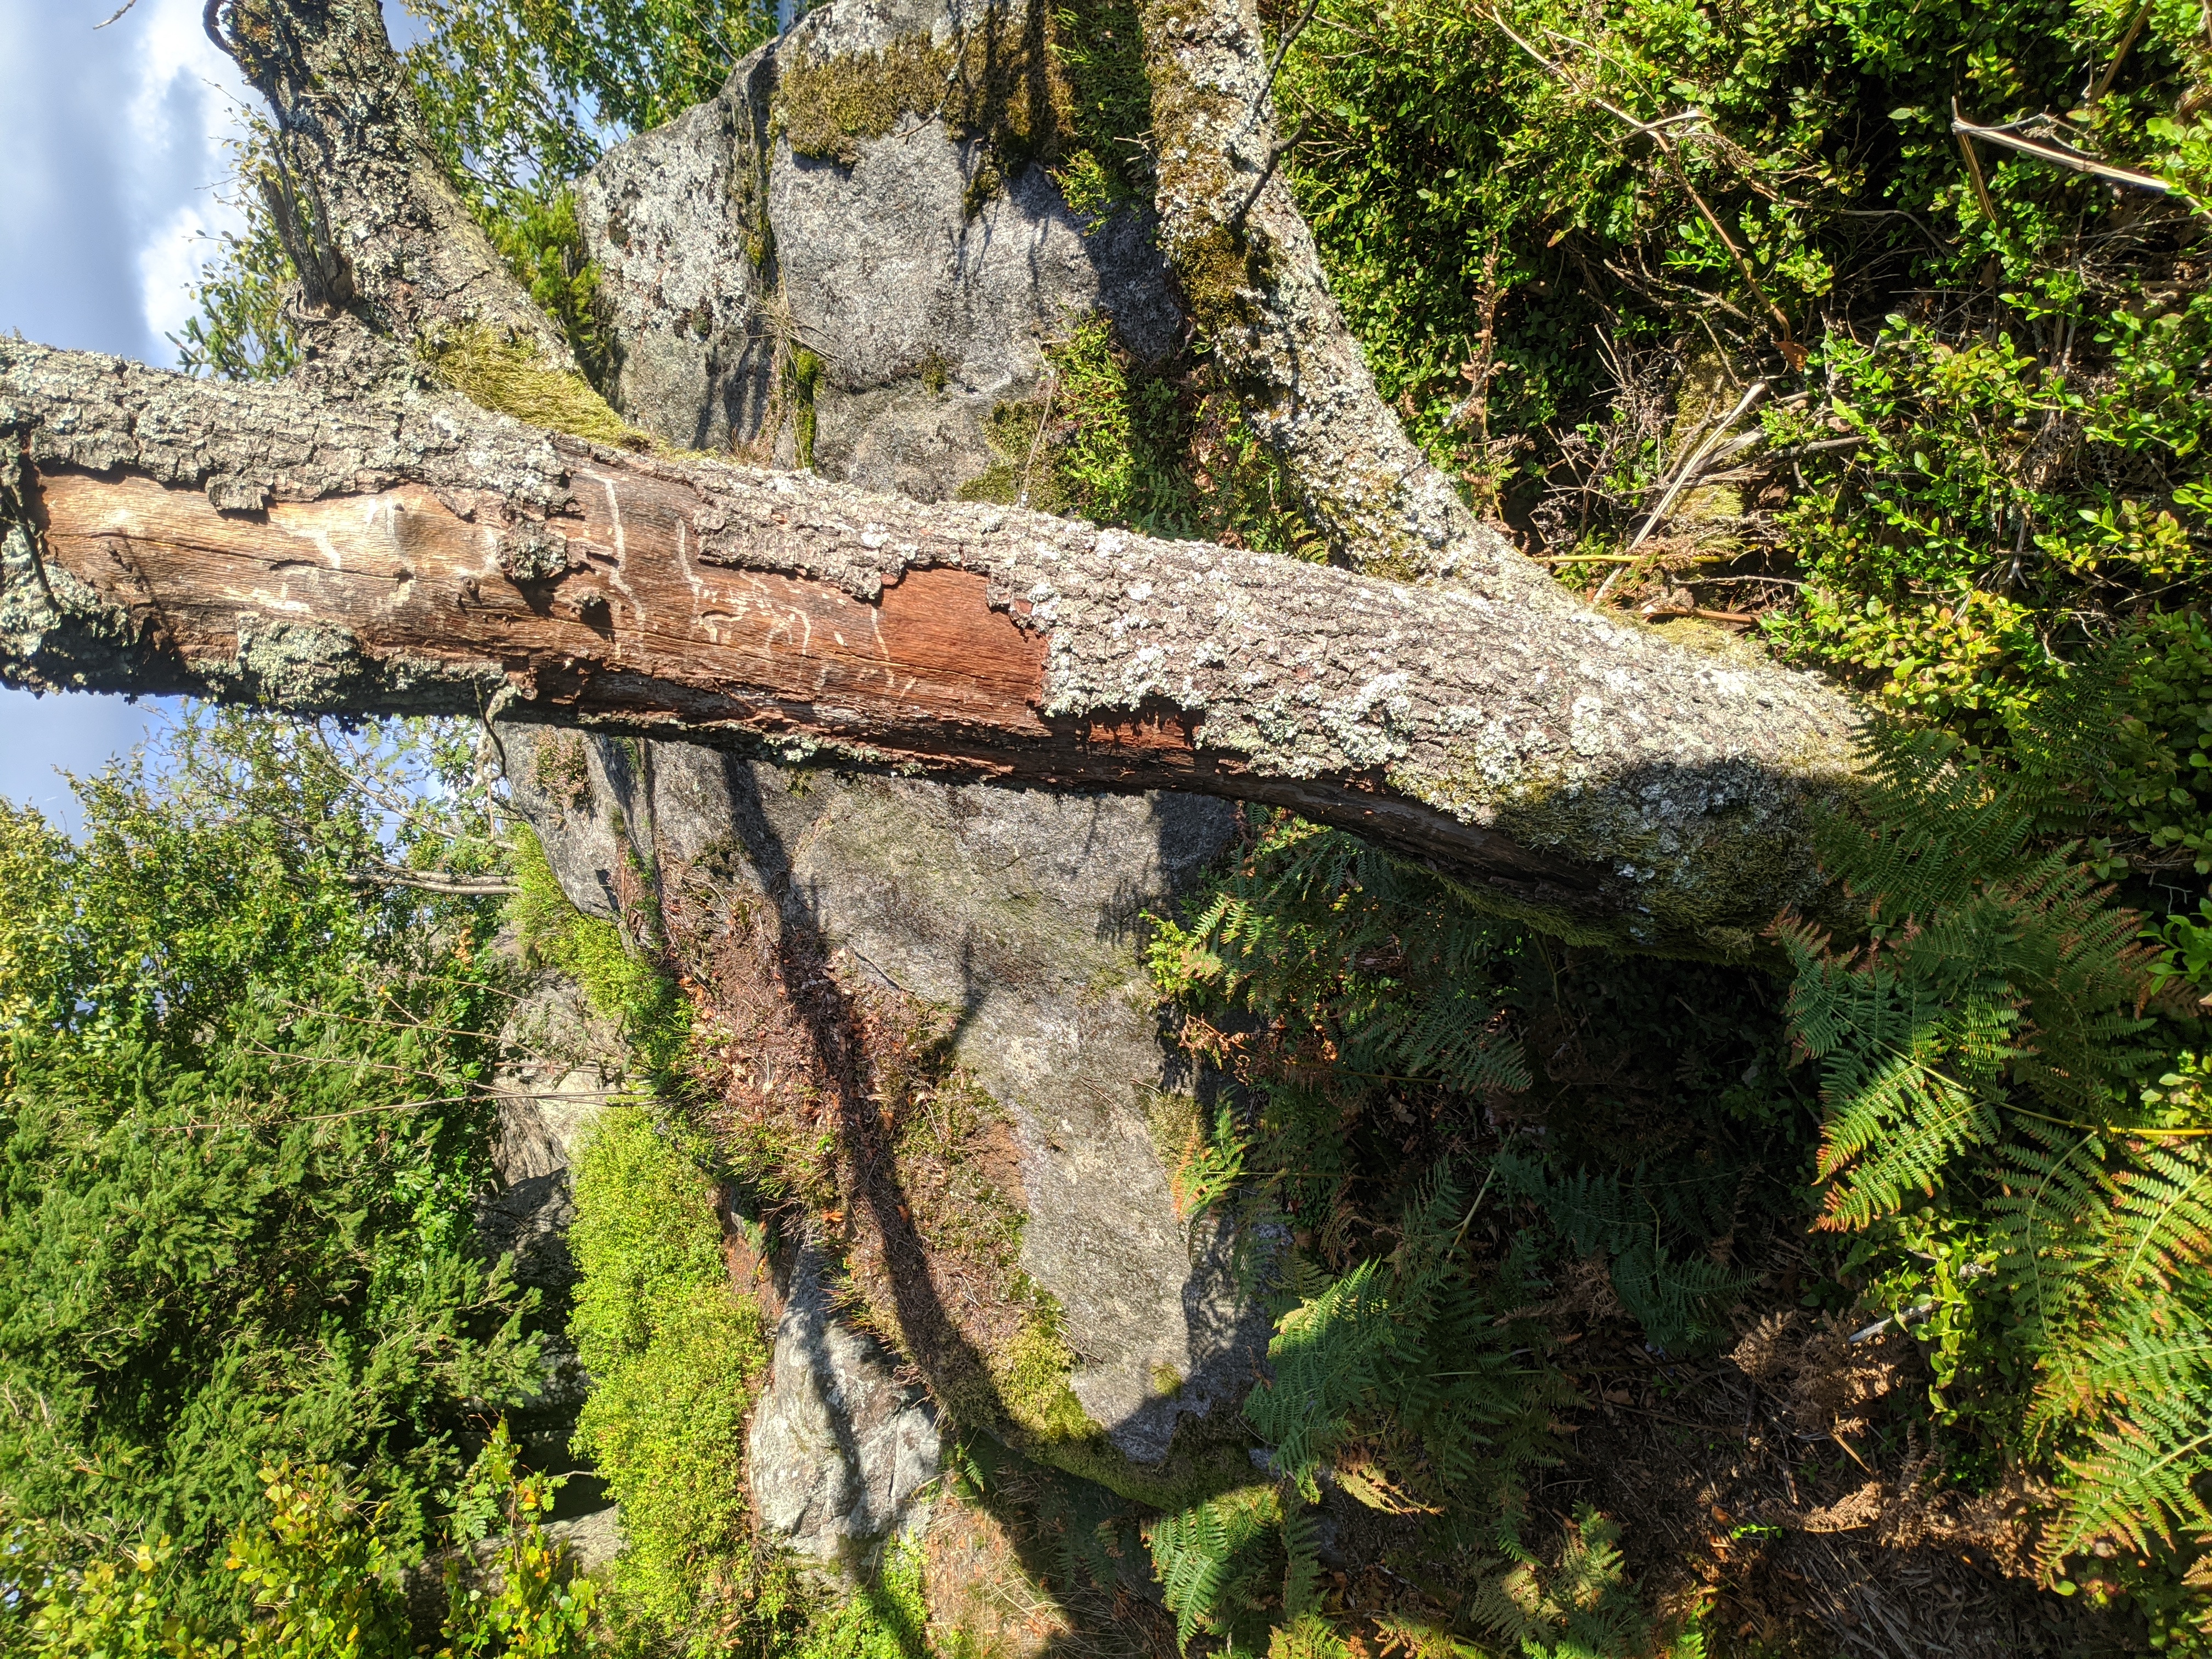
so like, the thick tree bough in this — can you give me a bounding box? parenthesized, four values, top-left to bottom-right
(210, 0, 576, 374)
(1, 341, 1854, 956)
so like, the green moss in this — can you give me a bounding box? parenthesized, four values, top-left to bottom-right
(776, 36, 961, 164)
(957, 318, 1318, 556)
(1142, 1084, 1204, 1180)
(511, 828, 692, 1076)
(962, 155, 1007, 218)
(786, 345, 824, 470)
(570, 1105, 779, 1649)
(774, 14, 1074, 169)
(425, 324, 648, 449)
(793, 1541, 932, 1659)
(996, 1292, 1100, 1446)
(1048, 0, 1154, 208)
(1166, 222, 1268, 341)
(482, 187, 616, 390)
(976, 1290, 1252, 1511)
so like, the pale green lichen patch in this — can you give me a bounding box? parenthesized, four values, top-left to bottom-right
(229, 615, 375, 706)
(1402, 741, 1846, 962)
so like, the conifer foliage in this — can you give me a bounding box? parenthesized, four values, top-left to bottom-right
(0, 713, 535, 1629)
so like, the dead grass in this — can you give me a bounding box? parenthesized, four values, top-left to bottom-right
(1544, 1306, 2130, 1659)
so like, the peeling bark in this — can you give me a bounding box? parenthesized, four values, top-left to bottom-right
(1, 341, 1854, 956)
(1137, 0, 1532, 595)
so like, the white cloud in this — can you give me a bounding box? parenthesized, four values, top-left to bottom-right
(137, 200, 225, 352)
(122, 0, 251, 364)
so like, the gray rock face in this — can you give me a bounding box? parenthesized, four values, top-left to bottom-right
(748, 1242, 943, 1565)
(575, 0, 1183, 495)
(579, 63, 780, 457)
(504, 726, 1268, 1468)
(479, 955, 620, 1294)
(538, 0, 1267, 1482)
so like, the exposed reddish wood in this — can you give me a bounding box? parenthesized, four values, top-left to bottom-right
(2, 336, 1865, 952)
(37, 466, 1051, 742)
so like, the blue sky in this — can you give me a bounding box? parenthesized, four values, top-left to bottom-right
(0, 1, 420, 827)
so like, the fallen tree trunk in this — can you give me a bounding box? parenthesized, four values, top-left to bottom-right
(1, 340, 1853, 955)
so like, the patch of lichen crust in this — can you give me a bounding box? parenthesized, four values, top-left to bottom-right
(1401, 725, 1859, 962)
(771, 8, 1078, 171)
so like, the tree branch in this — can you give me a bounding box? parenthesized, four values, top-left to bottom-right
(1137, 0, 1539, 596)
(347, 866, 521, 896)
(203, 0, 577, 374)
(0, 340, 1856, 957)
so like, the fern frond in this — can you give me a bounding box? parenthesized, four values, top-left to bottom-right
(1612, 1243, 1754, 1355)
(1268, 1611, 1355, 1659)
(2035, 1308, 2212, 1431)
(1814, 1055, 1999, 1230)
(2046, 1395, 2212, 1571)
(1358, 990, 1531, 1095)
(1279, 1506, 1323, 1620)
(1990, 1124, 2111, 1334)
(1148, 1485, 1283, 1652)
(1471, 1506, 1654, 1659)
(1245, 1259, 1393, 1496)
(2112, 1143, 2212, 1290)
(1820, 721, 2037, 912)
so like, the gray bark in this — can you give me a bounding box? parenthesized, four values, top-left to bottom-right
(210, 0, 575, 373)
(0, 338, 1852, 956)
(1137, 0, 1530, 592)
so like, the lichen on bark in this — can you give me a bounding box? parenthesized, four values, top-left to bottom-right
(0, 337, 1861, 957)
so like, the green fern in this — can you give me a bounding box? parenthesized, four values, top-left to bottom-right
(1786, 699, 2212, 1592)
(1492, 1154, 1753, 1353)
(2113, 1144, 2212, 1291)
(1147, 1484, 1283, 1653)
(1245, 1165, 1565, 1510)
(1470, 1504, 1667, 1659)
(1245, 1257, 1396, 1497)
(2047, 1400, 2212, 1568)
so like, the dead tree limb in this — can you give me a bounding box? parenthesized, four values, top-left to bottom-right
(0, 342, 1856, 956)
(0, 0, 1869, 958)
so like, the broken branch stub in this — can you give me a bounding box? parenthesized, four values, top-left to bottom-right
(1, 341, 1857, 957)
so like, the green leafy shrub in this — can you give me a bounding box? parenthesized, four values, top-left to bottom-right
(0, 712, 534, 1626)
(7, 1533, 228, 1659)
(436, 1422, 598, 1659)
(226, 1463, 410, 1659)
